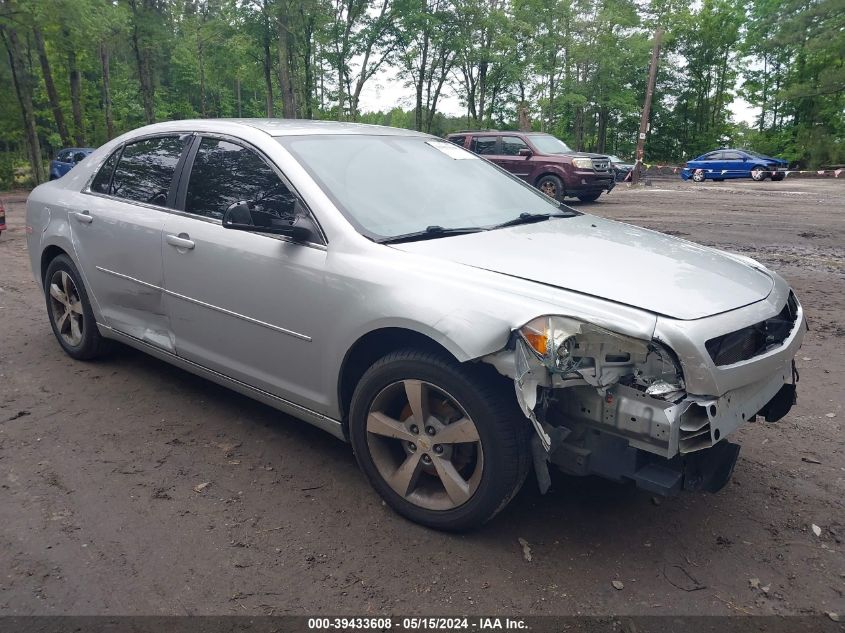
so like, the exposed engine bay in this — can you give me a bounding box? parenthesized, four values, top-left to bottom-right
(483, 315, 798, 496)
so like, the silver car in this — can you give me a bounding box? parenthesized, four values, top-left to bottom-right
(26, 120, 806, 530)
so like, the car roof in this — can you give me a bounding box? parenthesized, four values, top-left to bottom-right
(121, 119, 428, 138)
(446, 130, 549, 137)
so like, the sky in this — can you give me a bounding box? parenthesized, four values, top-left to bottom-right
(357, 66, 761, 127)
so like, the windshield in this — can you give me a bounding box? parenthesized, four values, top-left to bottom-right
(527, 134, 572, 154)
(608, 155, 623, 163)
(280, 135, 567, 240)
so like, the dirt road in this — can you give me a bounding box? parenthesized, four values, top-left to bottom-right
(1, 178, 843, 617)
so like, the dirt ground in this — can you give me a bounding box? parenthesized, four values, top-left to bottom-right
(1, 178, 843, 618)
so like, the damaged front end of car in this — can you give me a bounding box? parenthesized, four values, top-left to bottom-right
(483, 314, 801, 497)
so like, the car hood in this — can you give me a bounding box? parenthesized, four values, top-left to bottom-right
(391, 214, 774, 320)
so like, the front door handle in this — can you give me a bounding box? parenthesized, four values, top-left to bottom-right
(70, 211, 93, 224)
(166, 233, 195, 250)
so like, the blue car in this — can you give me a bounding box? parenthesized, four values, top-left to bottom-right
(681, 149, 788, 182)
(49, 147, 94, 180)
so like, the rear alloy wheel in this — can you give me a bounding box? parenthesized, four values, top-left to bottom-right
(536, 174, 564, 201)
(692, 169, 706, 182)
(44, 254, 111, 360)
(349, 350, 530, 531)
(751, 165, 768, 181)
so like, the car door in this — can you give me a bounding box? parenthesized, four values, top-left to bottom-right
(496, 135, 535, 181)
(698, 151, 722, 176)
(161, 135, 329, 411)
(721, 150, 746, 178)
(72, 134, 191, 350)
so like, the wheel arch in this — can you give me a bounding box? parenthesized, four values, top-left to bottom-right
(40, 244, 70, 288)
(337, 327, 461, 426)
(534, 168, 568, 188)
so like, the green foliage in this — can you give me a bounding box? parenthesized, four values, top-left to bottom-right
(1, 0, 842, 189)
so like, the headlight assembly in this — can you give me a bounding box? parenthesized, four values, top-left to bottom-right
(571, 157, 594, 169)
(517, 315, 685, 399)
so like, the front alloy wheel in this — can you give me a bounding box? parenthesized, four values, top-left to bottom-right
(349, 350, 530, 531)
(366, 379, 483, 511)
(751, 165, 768, 181)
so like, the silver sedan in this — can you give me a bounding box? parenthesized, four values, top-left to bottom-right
(26, 120, 806, 530)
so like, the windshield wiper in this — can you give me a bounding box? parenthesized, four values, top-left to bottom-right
(492, 210, 575, 229)
(378, 225, 485, 244)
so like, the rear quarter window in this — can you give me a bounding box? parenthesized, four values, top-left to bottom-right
(90, 149, 121, 194)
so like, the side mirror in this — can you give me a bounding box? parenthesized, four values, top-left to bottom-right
(222, 200, 315, 242)
(518, 148, 533, 157)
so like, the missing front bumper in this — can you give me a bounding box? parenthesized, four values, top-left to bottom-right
(549, 434, 742, 496)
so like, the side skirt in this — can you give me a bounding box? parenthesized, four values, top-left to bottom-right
(98, 324, 347, 442)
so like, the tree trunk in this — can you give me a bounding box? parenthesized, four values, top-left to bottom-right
(100, 43, 114, 140)
(236, 76, 242, 117)
(276, 8, 296, 118)
(415, 6, 430, 132)
(34, 27, 71, 146)
(198, 40, 206, 117)
(300, 9, 314, 119)
(596, 105, 608, 153)
(2, 25, 46, 184)
(67, 46, 84, 145)
(517, 102, 531, 132)
(129, 1, 155, 124)
(573, 106, 584, 151)
(262, 0, 274, 116)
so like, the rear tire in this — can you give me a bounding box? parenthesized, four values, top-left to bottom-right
(349, 349, 530, 531)
(536, 174, 565, 201)
(44, 254, 111, 360)
(576, 192, 602, 202)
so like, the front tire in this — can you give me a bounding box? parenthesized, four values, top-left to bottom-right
(44, 254, 111, 360)
(692, 170, 706, 182)
(536, 174, 565, 201)
(349, 350, 530, 531)
(751, 165, 768, 181)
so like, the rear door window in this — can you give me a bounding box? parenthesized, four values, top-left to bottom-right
(110, 135, 190, 207)
(184, 137, 298, 223)
(470, 136, 499, 155)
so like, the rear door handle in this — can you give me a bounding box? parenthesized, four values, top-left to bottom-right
(70, 211, 93, 224)
(166, 233, 195, 250)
